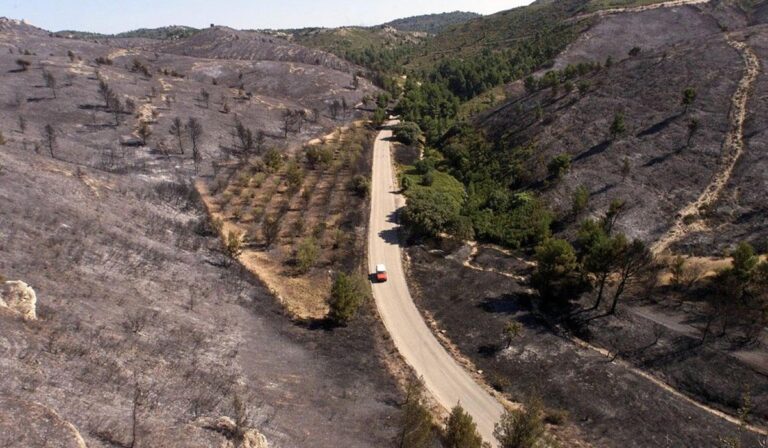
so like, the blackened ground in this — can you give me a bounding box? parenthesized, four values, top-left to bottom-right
(406, 243, 763, 447)
(0, 143, 401, 447)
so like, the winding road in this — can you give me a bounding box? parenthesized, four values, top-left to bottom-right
(367, 122, 504, 445)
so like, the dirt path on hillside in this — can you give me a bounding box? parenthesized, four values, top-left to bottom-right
(565, 331, 768, 435)
(652, 36, 760, 255)
(461, 242, 529, 281)
(569, 0, 711, 22)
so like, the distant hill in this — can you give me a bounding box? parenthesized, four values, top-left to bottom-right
(55, 25, 199, 40)
(116, 25, 199, 39)
(381, 11, 481, 33)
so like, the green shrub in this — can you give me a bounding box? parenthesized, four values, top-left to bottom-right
(305, 145, 333, 169)
(493, 396, 548, 448)
(295, 236, 320, 274)
(285, 160, 304, 192)
(571, 185, 589, 216)
(414, 158, 435, 175)
(443, 404, 484, 448)
(372, 107, 387, 126)
(401, 176, 413, 191)
(328, 272, 368, 325)
(610, 112, 626, 140)
(547, 153, 571, 179)
(225, 231, 243, 258)
(394, 122, 422, 145)
(402, 188, 462, 237)
(421, 170, 435, 186)
(531, 238, 579, 303)
(264, 148, 283, 172)
(351, 174, 370, 197)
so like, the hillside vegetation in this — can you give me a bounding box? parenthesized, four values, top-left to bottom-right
(56, 25, 200, 40)
(381, 11, 481, 33)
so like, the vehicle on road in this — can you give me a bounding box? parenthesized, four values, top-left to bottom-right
(375, 264, 388, 282)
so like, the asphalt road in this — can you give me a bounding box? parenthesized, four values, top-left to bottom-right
(367, 122, 504, 445)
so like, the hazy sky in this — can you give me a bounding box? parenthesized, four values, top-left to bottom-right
(1, 0, 532, 34)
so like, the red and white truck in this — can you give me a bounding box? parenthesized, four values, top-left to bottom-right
(375, 264, 388, 282)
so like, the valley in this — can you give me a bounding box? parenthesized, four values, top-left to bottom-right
(1, 0, 767, 447)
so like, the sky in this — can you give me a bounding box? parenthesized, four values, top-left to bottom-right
(1, 0, 532, 34)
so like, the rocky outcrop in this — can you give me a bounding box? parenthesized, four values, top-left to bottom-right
(0, 396, 87, 448)
(0, 281, 37, 320)
(198, 416, 269, 448)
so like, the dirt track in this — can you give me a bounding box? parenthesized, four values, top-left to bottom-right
(652, 36, 760, 254)
(570, 0, 712, 22)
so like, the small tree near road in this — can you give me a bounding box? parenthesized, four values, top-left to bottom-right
(396, 379, 435, 448)
(443, 403, 485, 448)
(328, 272, 367, 325)
(373, 107, 387, 126)
(494, 396, 548, 448)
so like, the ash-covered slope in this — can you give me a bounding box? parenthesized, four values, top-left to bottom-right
(0, 18, 395, 448)
(146, 26, 359, 73)
(477, 1, 768, 254)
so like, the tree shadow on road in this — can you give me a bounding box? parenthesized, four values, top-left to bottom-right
(378, 228, 401, 246)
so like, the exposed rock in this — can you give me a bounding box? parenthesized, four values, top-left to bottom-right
(0, 281, 37, 320)
(240, 429, 269, 448)
(198, 416, 269, 448)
